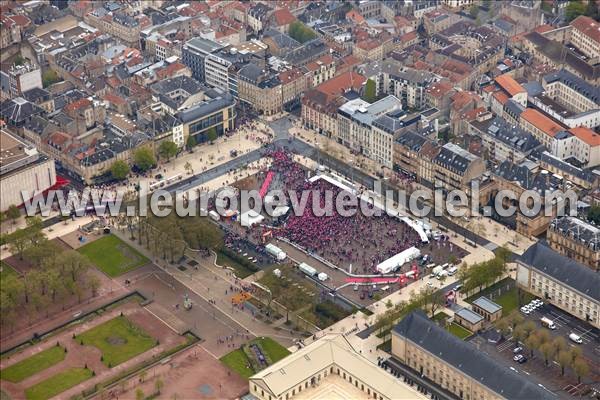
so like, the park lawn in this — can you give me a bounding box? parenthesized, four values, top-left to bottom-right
(24, 368, 92, 400)
(257, 337, 290, 363)
(220, 349, 253, 379)
(76, 316, 156, 367)
(78, 234, 148, 277)
(448, 323, 472, 340)
(220, 338, 290, 379)
(1, 346, 66, 383)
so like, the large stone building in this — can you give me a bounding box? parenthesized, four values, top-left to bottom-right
(0, 129, 56, 211)
(517, 242, 599, 328)
(337, 96, 404, 169)
(547, 217, 599, 272)
(569, 16, 600, 61)
(250, 334, 426, 400)
(391, 311, 554, 400)
(430, 143, 485, 194)
(359, 60, 438, 110)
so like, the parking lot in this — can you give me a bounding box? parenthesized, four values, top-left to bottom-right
(523, 302, 599, 366)
(468, 300, 600, 399)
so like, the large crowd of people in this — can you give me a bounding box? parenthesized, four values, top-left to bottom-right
(251, 151, 423, 274)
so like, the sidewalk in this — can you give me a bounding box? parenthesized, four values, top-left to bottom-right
(112, 228, 298, 344)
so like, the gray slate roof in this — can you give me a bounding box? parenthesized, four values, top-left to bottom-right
(519, 242, 599, 301)
(393, 311, 556, 400)
(472, 297, 502, 314)
(455, 307, 484, 325)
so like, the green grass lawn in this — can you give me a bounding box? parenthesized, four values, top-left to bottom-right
(0, 260, 18, 281)
(465, 278, 536, 316)
(1, 346, 66, 383)
(216, 251, 255, 279)
(24, 368, 92, 400)
(78, 235, 149, 277)
(220, 349, 253, 379)
(76, 316, 156, 367)
(447, 323, 472, 340)
(220, 337, 290, 379)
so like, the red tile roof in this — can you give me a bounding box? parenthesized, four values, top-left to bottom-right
(570, 127, 600, 147)
(316, 71, 366, 97)
(534, 24, 553, 34)
(426, 81, 453, 98)
(305, 54, 334, 71)
(64, 98, 91, 113)
(278, 67, 305, 84)
(492, 90, 509, 105)
(495, 74, 526, 97)
(272, 8, 296, 26)
(521, 109, 563, 137)
(346, 10, 365, 24)
(356, 39, 380, 51)
(8, 14, 30, 27)
(570, 15, 600, 44)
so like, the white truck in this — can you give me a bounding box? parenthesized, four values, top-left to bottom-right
(265, 244, 287, 261)
(540, 317, 556, 330)
(432, 265, 444, 277)
(298, 262, 317, 277)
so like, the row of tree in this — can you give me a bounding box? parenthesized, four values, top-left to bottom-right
(109, 127, 219, 181)
(498, 316, 590, 383)
(374, 284, 446, 337)
(457, 247, 510, 296)
(1, 219, 99, 331)
(115, 213, 224, 264)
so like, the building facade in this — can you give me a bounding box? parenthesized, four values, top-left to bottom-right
(516, 243, 599, 328)
(547, 217, 599, 271)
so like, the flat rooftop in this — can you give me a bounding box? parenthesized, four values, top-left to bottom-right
(1, 130, 31, 167)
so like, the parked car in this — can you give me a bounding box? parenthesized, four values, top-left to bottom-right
(513, 347, 523, 354)
(517, 356, 527, 364)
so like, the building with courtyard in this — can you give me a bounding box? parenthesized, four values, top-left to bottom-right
(249, 334, 426, 400)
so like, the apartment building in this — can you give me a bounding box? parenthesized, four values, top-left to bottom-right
(247, 3, 272, 34)
(569, 16, 600, 61)
(536, 69, 600, 129)
(519, 108, 564, 148)
(391, 311, 554, 400)
(238, 63, 282, 116)
(494, 74, 527, 107)
(547, 217, 599, 272)
(517, 242, 599, 328)
(431, 143, 485, 194)
(337, 96, 404, 169)
(393, 130, 437, 178)
(522, 32, 600, 85)
(84, 9, 144, 45)
(468, 116, 542, 165)
(360, 60, 437, 110)
(493, 161, 566, 236)
(550, 126, 600, 168)
(301, 72, 366, 139)
(305, 54, 336, 88)
(0, 63, 42, 98)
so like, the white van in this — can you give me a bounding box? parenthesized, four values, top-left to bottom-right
(447, 266, 458, 276)
(568, 333, 583, 344)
